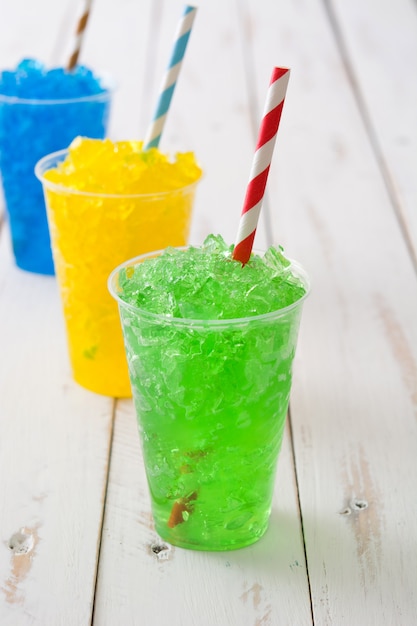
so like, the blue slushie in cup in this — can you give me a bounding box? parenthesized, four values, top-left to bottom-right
(0, 58, 113, 274)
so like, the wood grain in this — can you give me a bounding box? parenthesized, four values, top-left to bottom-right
(328, 0, 417, 265)
(0, 0, 416, 623)
(93, 402, 312, 626)
(241, 0, 417, 622)
(0, 232, 114, 625)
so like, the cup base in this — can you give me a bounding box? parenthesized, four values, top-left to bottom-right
(15, 258, 55, 276)
(154, 521, 269, 552)
(73, 371, 132, 399)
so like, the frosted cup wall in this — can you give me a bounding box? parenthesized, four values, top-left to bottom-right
(0, 87, 112, 274)
(36, 152, 201, 397)
(109, 249, 309, 551)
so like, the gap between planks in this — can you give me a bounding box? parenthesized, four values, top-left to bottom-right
(91, 399, 117, 624)
(322, 0, 417, 275)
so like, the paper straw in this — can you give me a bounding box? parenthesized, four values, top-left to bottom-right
(66, 0, 93, 71)
(232, 67, 290, 265)
(143, 5, 197, 150)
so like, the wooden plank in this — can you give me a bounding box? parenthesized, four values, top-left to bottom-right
(0, 230, 114, 626)
(0, 0, 74, 67)
(94, 1, 312, 624)
(2, 0, 415, 623)
(242, 0, 417, 622)
(327, 0, 417, 262)
(0, 5, 132, 623)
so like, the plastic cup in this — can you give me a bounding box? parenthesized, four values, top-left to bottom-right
(0, 83, 113, 274)
(35, 151, 202, 398)
(108, 248, 309, 550)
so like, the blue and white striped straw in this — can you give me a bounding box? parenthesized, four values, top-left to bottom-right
(143, 5, 197, 150)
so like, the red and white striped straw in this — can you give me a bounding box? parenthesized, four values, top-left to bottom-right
(66, 0, 93, 70)
(232, 67, 290, 265)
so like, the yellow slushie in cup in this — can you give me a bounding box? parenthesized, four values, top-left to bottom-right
(36, 137, 202, 397)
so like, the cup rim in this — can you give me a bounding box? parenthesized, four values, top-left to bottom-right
(0, 73, 115, 106)
(35, 148, 203, 199)
(108, 247, 310, 328)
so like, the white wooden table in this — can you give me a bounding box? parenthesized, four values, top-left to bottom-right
(1, 0, 416, 624)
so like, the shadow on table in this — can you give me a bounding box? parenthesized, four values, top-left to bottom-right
(202, 508, 308, 578)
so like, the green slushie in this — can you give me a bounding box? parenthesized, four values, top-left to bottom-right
(109, 235, 309, 550)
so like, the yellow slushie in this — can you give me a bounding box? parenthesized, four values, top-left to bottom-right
(36, 137, 202, 397)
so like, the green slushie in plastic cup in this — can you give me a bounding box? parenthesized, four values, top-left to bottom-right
(109, 235, 309, 550)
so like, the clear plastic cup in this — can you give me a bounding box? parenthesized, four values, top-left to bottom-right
(36, 151, 202, 397)
(0, 83, 113, 274)
(109, 247, 309, 549)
